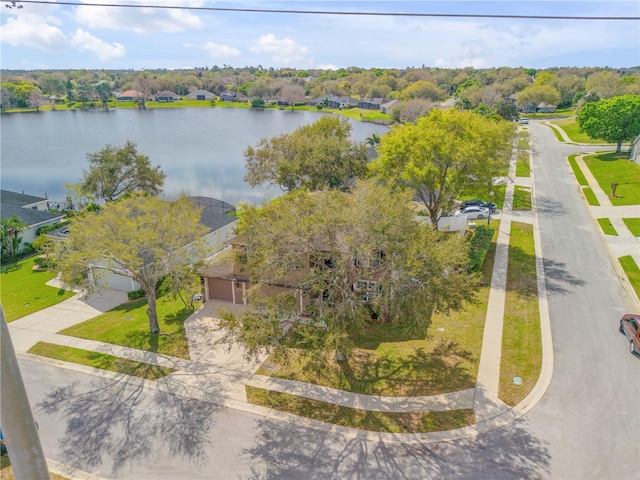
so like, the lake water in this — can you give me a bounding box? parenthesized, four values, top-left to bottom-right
(0, 108, 388, 206)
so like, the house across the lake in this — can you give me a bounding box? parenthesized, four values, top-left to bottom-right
(0, 190, 64, 249)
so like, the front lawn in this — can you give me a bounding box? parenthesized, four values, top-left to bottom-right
(623, 218, 640, 236)
(0, 257, 75, 321)
(551, 118, 614, 144)
(583, 152, 640, 206)
(59, 295, 194, 359)
(253, 229, 499, 397)
(28, 342, 176, 380)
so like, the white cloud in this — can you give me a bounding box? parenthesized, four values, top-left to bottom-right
(0, 15, 67, 51)
(249, 34, 312, 65)
(70, 29, 126, 61)
(184, 41, 241, 59)
(75, 0, 203, 33)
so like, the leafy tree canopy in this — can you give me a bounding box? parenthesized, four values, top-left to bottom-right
(244, 116, 369, 193)
(81, 141, 166, 202)
(57, 195, 208, 333)
(515, 84, 560, 111)
(217, 180, 477, 361)
(370, 108, 515, 227)
(576, 94, 640, 153)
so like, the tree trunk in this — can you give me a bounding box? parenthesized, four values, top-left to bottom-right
(617, 139, 622, 153)
(146, 288, 160, 333)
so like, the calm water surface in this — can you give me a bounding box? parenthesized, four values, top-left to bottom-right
(1, 108, 388, 205)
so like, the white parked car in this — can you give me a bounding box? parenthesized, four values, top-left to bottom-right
(454, 206, 490, 220)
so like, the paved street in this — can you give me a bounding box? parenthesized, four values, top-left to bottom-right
(9, 119, 640, 479)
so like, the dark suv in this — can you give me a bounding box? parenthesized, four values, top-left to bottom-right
(619, 314, 640, 354)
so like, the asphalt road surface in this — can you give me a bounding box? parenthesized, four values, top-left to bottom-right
(18, 120, 640, 479)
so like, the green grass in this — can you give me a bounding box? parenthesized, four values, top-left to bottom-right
(255, 228, 499, 397)
(548, 124, 565, 142)
(568, 154, 588, 186)
(246, 386, 475, 433)
(59, 295, 194, 359)
(525, 107, 573, 118)
(517, 131, 529, 150)
(619, 256, 640, 299)
(499, 222, 541, 406)
(0, 256, 75, 321)
(1, 455, 68, 480)
(583, 152, 640, 206)
(512, 186, 532, 210)
(516, 152, 531, 177)
(551, 118, 614, 144)
(623, 218, 640, 236)
(28, 342, 176, 380)
(583, 187, 600, 206)
(597, 218, 618, 236)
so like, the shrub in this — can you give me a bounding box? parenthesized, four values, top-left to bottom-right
(127, 289, 146, 301)
(468, 225, 495, 272)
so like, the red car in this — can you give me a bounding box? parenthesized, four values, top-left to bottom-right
(619, 314, 640, 354)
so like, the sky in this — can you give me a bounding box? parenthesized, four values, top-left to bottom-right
(1, 1, 639, 71)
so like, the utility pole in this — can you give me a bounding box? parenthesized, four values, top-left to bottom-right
(0, 306, 50, 479)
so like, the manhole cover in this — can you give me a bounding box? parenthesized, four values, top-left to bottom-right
(124, 316, 133, 321)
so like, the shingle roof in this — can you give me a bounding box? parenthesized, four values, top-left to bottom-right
(0, 189, 48, 207)
(0, 203, 63, 227)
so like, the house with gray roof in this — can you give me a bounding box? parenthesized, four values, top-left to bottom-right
(83, 196, 238, 292)
(0, 190, 64, 249)
(185, 89, 215, 101)
(155, 90, 181, 102)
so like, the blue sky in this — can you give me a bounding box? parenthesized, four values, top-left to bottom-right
(1, 1, 638, 70)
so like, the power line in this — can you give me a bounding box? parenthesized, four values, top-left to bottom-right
(4, 0, 640, 21)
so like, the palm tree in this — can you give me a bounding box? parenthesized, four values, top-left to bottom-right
(1, 216, 28, 258)
(365, 133, 381, 147)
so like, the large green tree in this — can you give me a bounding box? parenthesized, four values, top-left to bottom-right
(57, 195, 208, 333)
(370, 108, 514, 228)
(217, 180, 477, 361)
(515, 84, 560, 113)
(244, 116, 369, 192)
(81, 141, 166, 202)
(576, 94, 640, 153)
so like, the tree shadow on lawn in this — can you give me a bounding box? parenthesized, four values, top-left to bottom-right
(337, 339, 475, 397)
(239, 414, 550, 480)
(36, 373, 222, 475)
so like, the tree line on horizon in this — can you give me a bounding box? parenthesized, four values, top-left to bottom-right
(2, 65, 639, 121)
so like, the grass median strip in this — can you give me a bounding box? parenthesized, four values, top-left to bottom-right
(568, 154, 588, 186)
(597, 218, 618, 236)
(499, 222, 541, 407)
(619, 256, 640, 299)
(516, 152, 531, 177)
(28, 342, 176, 380)
(513, 186, 532, 211)
(583, 187, 600, 206)
(246, 386, 475, 433)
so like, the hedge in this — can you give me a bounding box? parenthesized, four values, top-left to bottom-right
(468, 225, 495, 272)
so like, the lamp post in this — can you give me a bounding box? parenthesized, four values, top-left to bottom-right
(487, 190, 495, 225)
